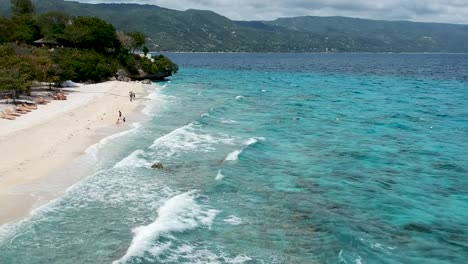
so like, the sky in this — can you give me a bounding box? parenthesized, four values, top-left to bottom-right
(71, 0, 468, 25)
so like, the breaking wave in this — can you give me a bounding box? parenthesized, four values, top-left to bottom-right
(224, 137, 265, 162)
(113, 190, 219, 264)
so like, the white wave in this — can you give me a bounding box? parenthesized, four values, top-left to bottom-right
(220, 118, 237, 124)
(84, 122, 141, 157)
(150, 123, 235, 157)
(113, 190, 219, 264)
(355, 256, 363, 264)
(114, 149, 151, 168)
(261, 89, 267, 92)
(215, 170, 224, 180)
(147, 241, 173, 257)
(223, 215, 245, 226)
(225, 150, 242, 161)
(224, 137, 264, 162)
(157, 243, 251, 264)
(235, 95, 244, 100)
(228, 254, 252, 263)
(143, 90, 173, 116)
(243, 137, 264, 146)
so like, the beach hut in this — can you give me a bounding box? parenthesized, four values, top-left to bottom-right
(33, 38, 59, 48)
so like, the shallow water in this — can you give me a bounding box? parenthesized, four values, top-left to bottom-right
(1, 53, 467, 264)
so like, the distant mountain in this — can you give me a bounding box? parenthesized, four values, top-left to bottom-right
(264, 16, 468, 53)
(2, 0, 468, 52)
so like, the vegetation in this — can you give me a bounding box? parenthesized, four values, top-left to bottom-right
(11, 0, 34, 17)
(5, 0, 466, 52)
(0, 0, 178, 99)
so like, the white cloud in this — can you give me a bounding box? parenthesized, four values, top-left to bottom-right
(69, 0, 468, 24)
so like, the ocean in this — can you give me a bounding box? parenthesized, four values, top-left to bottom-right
(1, 53, 467, 263)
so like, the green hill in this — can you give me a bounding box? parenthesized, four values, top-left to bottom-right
(2, 0, 468, 52)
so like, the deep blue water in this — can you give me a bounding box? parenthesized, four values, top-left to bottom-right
(0, 53, 467, 264)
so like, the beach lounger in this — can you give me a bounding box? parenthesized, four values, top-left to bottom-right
(59, 92, 67, 100)
(0, 112, 16, 120)
(5, 108, 21, 116)
(17, 105, 32, 112)
(14, 106, 28, 114)
(36, 97, 50, 104)
(22, 103, 38, 110)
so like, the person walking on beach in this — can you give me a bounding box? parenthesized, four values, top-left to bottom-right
(129, 91, 133, 102)
(119, 110, 122, 118)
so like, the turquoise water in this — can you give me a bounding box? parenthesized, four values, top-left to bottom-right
(1, 54, 467, 263)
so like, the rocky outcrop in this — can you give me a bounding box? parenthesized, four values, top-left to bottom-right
(116, 69, 131, 82)
(151, 162, 164, 169)
(130, 71, 173, 81)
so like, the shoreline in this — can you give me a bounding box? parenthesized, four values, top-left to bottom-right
(0, 81, 151, 225)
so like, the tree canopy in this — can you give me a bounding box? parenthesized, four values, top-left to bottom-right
(117, 31, 146, 53)
(63, 16, 118, 52)
(11, 0, 34, 17)
(36, 12, 70, 41)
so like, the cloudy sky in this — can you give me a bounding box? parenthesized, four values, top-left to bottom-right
(72, 0, 468, 24)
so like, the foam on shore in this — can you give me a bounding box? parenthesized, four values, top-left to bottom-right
(113, 190, 219, 263)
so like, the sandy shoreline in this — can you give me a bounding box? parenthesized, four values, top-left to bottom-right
(0, 81, 150, 225)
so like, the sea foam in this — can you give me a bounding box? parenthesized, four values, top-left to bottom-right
(150, 123, 235, 157)
(224, 137, 265, 162)
(113, 149, 151, 168)
(215, 169, 225, 180)
(113, 190, 219, 264)
(85, 122, 141, 157)
(223, 215, 245, 226)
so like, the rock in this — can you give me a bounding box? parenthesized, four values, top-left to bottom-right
(141, 79, 152, 84)
(118, 76, 131, 82)
(151, 162, 164, 169)
(116, 69, 127, 77)
(109, 77, 117, 81)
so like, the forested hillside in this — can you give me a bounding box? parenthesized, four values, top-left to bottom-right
(2, 0, 468, 52)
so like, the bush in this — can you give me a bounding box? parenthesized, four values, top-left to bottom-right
(53, 48, 115, 82)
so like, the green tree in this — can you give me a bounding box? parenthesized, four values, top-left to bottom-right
(127, 31, 146, 53)
(52, 48, 115, 82)
(143, 45, 149, 56)
(117, 31, 146, 53)
(0, 44, 34, 102)
(36, 12, 71, 41)
(10, 0, 34, 17)
(63, 17, 118, 53)
(0, 17, 15, 43)
(30, 47, 60, 87)
(10, 13, 41, 44)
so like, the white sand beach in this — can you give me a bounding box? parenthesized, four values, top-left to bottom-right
(0, 81, 148, 224)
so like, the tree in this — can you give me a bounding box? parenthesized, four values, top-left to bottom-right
(143, 46, 149, 56)
(36, 12, 71, 41)
(127, 31, 146, 53)
(0, 44, 34, 102)
(0, 17, 15, 43)
(11, 0, 34, 17)
(116, 31, 133, 51)
(10, 13, 41, 44)
(30, 47, 59, 87)
(117, 31, 146, 53)
(63, 17, 118, 53)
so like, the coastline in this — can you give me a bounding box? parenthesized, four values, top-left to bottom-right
(0, 81, 151, 225)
